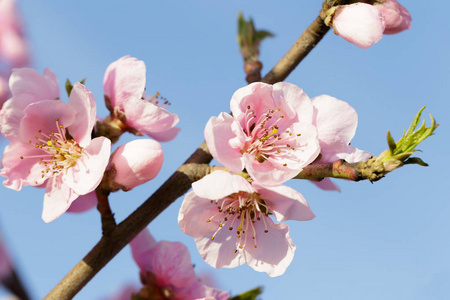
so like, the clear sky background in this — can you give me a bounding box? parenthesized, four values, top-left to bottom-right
(0, 1, 449, 299)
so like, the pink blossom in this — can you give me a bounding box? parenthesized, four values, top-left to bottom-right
(375, 0, 411, 34)
(103, 56, 180, 142)
(130, 228, 229, 300)
(107, 139, 164, 191)
(0, 0, 29, 68)
(311, 95, 372, 191)
(0, 72, 111, 222)
(332, 3, 386, 49)
(178, 170, 315, 277)
(205, 82, 320, 186)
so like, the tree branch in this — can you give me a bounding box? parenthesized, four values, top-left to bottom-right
(44, 6, 342, 300)
(262, 16, 330, 84)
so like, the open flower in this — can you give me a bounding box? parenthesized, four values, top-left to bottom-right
(205, 82, 320, 186)
(331, 3, 386, 49)
(310, 95, 372, 191)
(375, 0, 411, 34)
(0, 70, 111, 222)
(130, 228, 229, 300)
(103, 56, 180, 142)
(178, 170, 315, 277)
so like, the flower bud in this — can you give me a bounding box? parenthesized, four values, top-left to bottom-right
(107, 139, 164, 191)
(375, 0, 411, 34)
(332, 3, 385, 49)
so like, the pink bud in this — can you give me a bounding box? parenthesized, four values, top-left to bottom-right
(375, 0, 411, 34)
(332, 3, 386, 49)
(108, 139, 164, 191)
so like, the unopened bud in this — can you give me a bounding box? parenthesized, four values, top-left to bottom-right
(107, 139, 164, 191)
(375, 0, 411, 34)
(331, 3, 385, 49)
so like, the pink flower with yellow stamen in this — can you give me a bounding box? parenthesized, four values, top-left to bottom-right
(0, 69, 110, 222)
(103, 56, 180, 142)
(178, 170, 315, 277)
(205, 82, 320, 186)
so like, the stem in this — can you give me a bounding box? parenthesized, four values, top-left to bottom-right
(262, 16, 330, 84)
(295, 158, 385, 182)
(44, 5, 339, 299)
(95, 189, 116, 236)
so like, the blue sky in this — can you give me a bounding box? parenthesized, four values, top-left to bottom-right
(0, 1, 449, 299)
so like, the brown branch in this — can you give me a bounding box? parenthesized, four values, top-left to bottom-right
(44, 5, 339, 299)
(95, 189, 116, 236)
(261, 16, 330, 84)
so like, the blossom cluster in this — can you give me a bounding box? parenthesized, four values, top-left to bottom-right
(0, 56, 179, 222)
(325, 0, 411, 49)
(178, 82, 371, 276)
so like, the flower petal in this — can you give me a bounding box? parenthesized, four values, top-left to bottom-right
(254, 184, 315, 222)
(145, 126, 180, 142)
(148, 241, 197, 289)
(272, 82, 313, 122)
(192, 170, 254, 200)
(123, 97, 179, 137)
(311, 178, 341, 192)
(178, 191, 224, 238)
(130, 228, 158, 271)
(64, 137, 111, 196)
(67, 82, 96, 148)
(312, 94, 358, 149)
(204, 113, 245, 173)
(103, 56, 146, 108)
(9, 68, 59, 100)
(195, 233, 247, 270)
(0, 94, 40, 142)
(66, 191, 98, 213)
(42, 176, 78, 223)
(0, 142, 48, 190)
(244, 219, 295, 277)
(18, 100, 75, 145)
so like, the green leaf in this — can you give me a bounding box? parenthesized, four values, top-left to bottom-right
(65, 79, 73, 97)
(393, 107, 438, 156)
(65, 78, 87, 96)
(386, 130, 396, 154)
(403, 157, 429, 167)
(381, 107, 438, 166)
(237, 12, 273, 60)
(229, 287, 263, 300)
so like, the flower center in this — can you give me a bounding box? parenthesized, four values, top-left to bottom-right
(20, 118, 82, 184)
(206, 191, 271, 253)
(241, 105, 301, 164)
